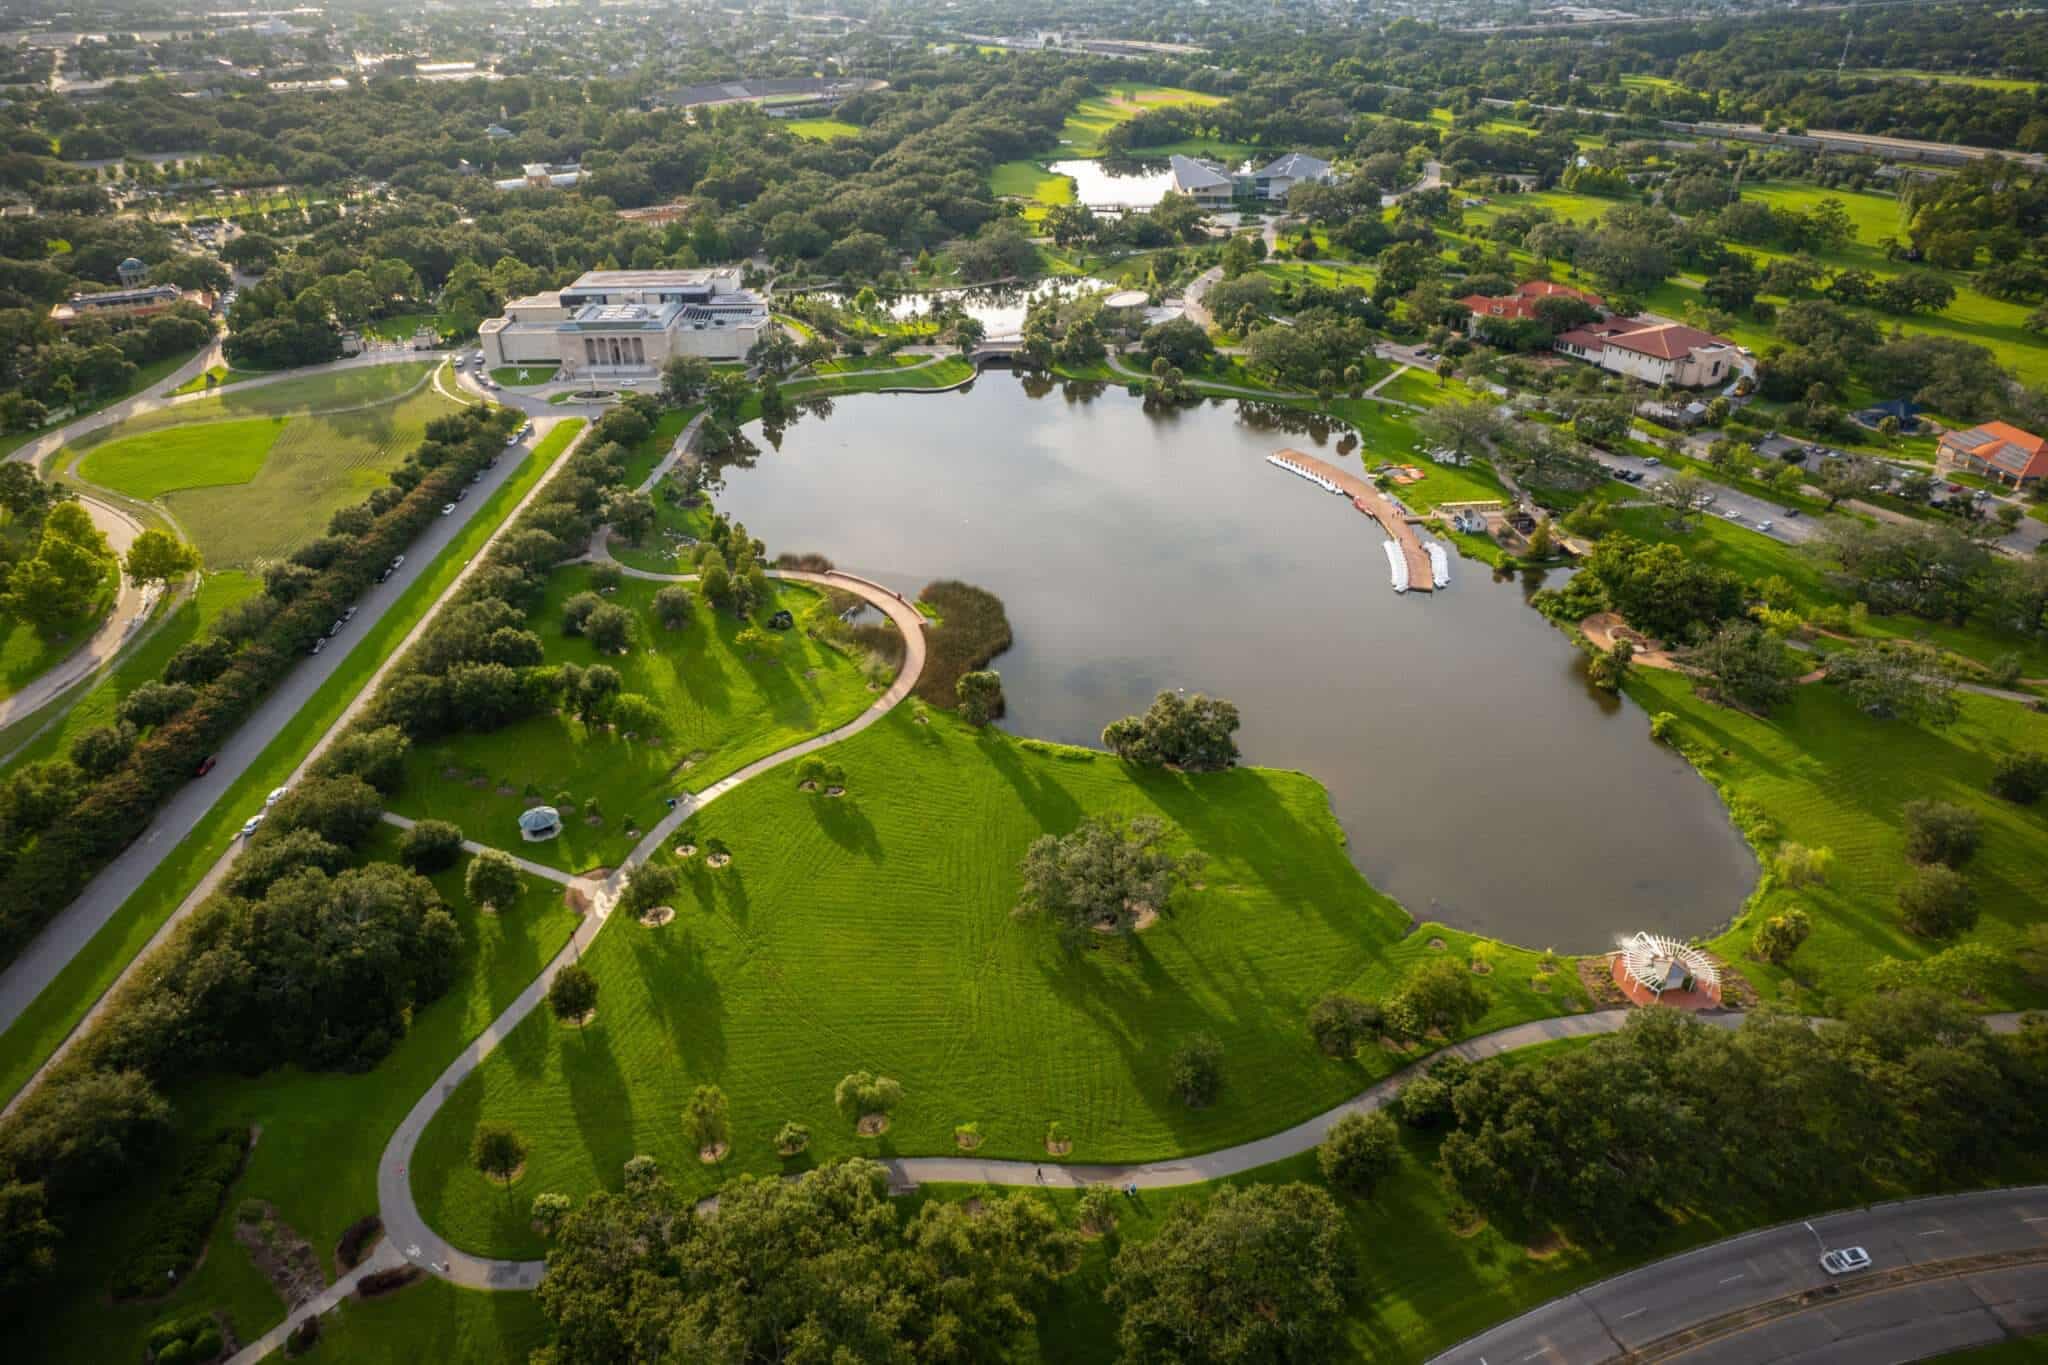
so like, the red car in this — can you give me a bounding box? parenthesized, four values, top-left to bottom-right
(195, 755, 218, 777)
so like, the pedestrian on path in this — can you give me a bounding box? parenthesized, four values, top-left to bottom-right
(1035, 1166, 1043, 1184)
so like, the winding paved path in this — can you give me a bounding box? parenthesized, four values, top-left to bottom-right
(0, 495, 161, 731)
(367, 567, 928, 1302)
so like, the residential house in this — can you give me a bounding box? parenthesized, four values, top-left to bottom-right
(1241, 152, 1333, 202)
(1553, 318, 1737, 388)
(1936, 421, 2048, 488)
(1168, 154, 1235, 207)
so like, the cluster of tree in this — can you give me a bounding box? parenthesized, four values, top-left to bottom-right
(1039, 194, 1209, 252)
(0, 492, 114, 635)
(692, 512, 772, 619)
(1817, 519, 2043, 633)
(1576, 534, 1748, 643)
(0, 302, 214, 432)
(1101, 690, 1241, 771)
(1307, 959, 1493, 1060)
(534, 1157, 1080, 1363)
(1760, 309, 2013, 425)
(1017, 291, 1109, 371)
(0, 404, 516, 970)
(1414, 1002, 2048, 1250)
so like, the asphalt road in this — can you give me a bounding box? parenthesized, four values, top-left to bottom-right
(1432, 1186, 2048, 1365)
(0, 404, 560, 1056)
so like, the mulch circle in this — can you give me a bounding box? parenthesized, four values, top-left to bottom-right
(706, 852, 731, 868)
(1427, 937, 1448, 951)
(675, 842, 698, 858)
(560, 1009, 598, 1028)
(698, 1143, 728, 1164)
(856, 1113, 890, 1137)
(639, 906, 676, 928)
(955, 1131, 982, 1151)
(1045, 1138, 1073, 1156)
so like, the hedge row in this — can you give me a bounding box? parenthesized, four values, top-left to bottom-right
(110, 1126, 250, 1300)
(0, 403, 517, 965)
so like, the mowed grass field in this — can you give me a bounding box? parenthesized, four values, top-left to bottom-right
(388, 568, 877, 874)
(785, 117, 862, 141)
(1056, 83, 1226, 156)
(9, 829, 579, 1364)
(68, 363, 462, 566)
(410, 707, 1585, 1259)
(1630, 668, 2048, 1014)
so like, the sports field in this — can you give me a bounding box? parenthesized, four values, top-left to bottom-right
(70, 363, 462, 566)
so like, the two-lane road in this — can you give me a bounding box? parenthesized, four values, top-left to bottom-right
(1433, 1187, 2048, 1364)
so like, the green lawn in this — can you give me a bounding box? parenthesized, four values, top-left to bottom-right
(989, 160, 1076, 222)
(10, 829, 579, 1363)
(170, 365, 264, 396)
(360, 312, 442, 341)
(0, 347, 205, 462)
(66, 363, 463, 567)
(1627, 666, 2048, 1015)
(0, 420, 581, 1109)
(785, 118, 862, 141)
(0, 562, 115, 702)
(296, 1276, 552, 1363)
(0, 570, 260, 770)
(1055, 84, 1228, 158)
(1841, 67, 2040, 92)
(492, 364, 558, 386)
(388, 568, 878, 874)
(409, 707, 1584, 1258)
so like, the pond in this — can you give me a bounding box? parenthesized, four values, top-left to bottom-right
(723, 376, 1756, 950)
(1048, 158, 1179, 210)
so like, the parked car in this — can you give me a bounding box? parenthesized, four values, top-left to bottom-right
(310, 636, 327, 655)
(342, 605, 359, 623)
(196, 755, 218, 777)
(454, 486, 467, 502)
(328, 619, 344, 637)
(239, 814, 265, 840)
(1642, 456, 1661, 467)
(1820, 1247, 1872, 1276)
(265, 786, 290, 807)
(1723, 508, 1742, 521)
(440, 502, 457, 516)
(1783, 507, 1802, 518)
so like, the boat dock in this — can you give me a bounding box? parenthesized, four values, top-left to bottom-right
(1270, 448, 1436, 593)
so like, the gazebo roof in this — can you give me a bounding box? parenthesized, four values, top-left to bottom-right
(1619, 932, 1718, 996)
(518, 805, 561, 832)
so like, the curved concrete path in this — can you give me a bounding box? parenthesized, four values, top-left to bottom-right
(0, 495, 163, 730)
(370, 567, 928, 1298)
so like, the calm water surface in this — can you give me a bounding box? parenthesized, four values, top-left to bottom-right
(726, 377, 1755, 949)
(1049, 159, 1178, 209)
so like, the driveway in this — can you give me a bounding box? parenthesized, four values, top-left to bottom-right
(1579, 443, 1823, 547)
(1431, 1186, 2048, 1364)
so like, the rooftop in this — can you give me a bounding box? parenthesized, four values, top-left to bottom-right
(1254, 151, 1331, 180)
(1169, 154, 1233, 193)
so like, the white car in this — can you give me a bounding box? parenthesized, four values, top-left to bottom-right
(1820, 1247, 1872, 1276)
(441, 502, 457, 516)
(265, 785, 289, 807)
(1756, 519, 1774, 533)
(1723, 509, 1742, 521)
(239, 813, 265, 839)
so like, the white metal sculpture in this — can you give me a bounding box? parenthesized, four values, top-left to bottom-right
(1619, 931, 1719, 997)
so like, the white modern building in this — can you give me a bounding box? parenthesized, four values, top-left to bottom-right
(1243, 152, 1334, 201)
(1169, 154, 1235, 206)
(479, 269, 772, 376)
(1553, 318, 1737, 389)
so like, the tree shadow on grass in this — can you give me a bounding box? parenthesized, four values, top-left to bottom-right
(978, 732, 1084, 834)
(810, 792, 883, 860)
(562, 1019, 637, 1199)
(631, 925, 727, 1077)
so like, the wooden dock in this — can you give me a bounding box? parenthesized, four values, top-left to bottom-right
(1272, 448, 1435, 592)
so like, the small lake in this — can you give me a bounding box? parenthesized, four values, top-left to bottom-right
(724, 377, 1755, 949)
(1049, 158, 1179, 210)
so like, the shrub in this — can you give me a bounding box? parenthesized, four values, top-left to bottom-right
(1317, 1110, 1400, 1197)
(834, 1071, 903, 1120)
(1306, 991, 1381, 1057)
(465, 849, 524, 911)
(1989, 751, 2047, 805)
(1648, 711, 1678, 744)
(472, 1123, 527, 1186)
(584, 603, 633, 654)
(618, 863, 680, 918)
(397, 819, 465, 873)
(654, 585, 692, 629)
(775, 1121, 811, 1156)
(530, 1192, 572, 1237)
(1393, 1056, 1468, 1128)
(1751, 908, 1812, 964)
(955, 670, 1005, 725)
(110, 1127, 249, 1300)
(335, 1214, 381, 1270)
(120, 682, 197, 729)
(356, 1264, 422, 1298)
(913, 580, 1013, 709)
(1773, 843, 1833, 887)
(588, 561, 624, 592)
(1169, 1033, 1223, 1108)
(560, 591, 603, 636)
(284, 1314, 321, 1356)
(1902, 799, 1981, 869)
(1898, 864, 1977, 938)
(1076, 1185, 1118, 1236)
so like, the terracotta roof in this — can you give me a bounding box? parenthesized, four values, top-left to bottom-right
(1457, 278, 1601, 322)
(1599, 321, 1730, 361)
(1944, 421, 2048, 479)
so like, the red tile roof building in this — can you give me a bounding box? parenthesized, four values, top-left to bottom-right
(1937, 421, 2048, 487)
(1554, 317, 1737, 389)
(1455, 278, 1602, 323)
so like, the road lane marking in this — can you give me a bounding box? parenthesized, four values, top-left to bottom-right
(1620, 1308, 1649, 1320)
(1720, 1274, 1745, 1283)
(2024, 1216, 2048, 1223)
